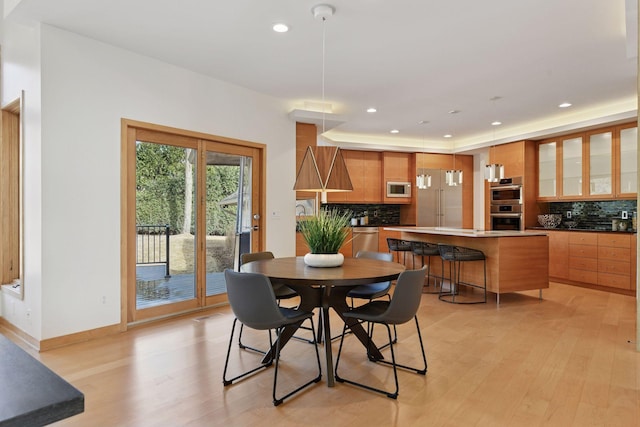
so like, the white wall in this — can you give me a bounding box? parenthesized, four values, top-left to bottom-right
(0, 19, 43, 338)
(2, 23, 297, 340)
(473, 149, 489, 230)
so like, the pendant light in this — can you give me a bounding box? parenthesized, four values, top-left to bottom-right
(446, 110, 463, 186)
(293, 4, 353, 203)
(485, 163, 505, 183)
(416, 120, 431, 189)
(485, 96, 505, 183)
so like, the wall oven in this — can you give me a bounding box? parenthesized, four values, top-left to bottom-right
(490, 177, 523, 205)
(490, 205, 522, 231)
(490, 177, 523, 231)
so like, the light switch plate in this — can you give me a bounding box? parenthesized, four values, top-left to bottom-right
(566, 211, 572, 219)
(622, 211, 628, 219)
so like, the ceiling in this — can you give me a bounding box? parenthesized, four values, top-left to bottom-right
(6, 0, 638, 153)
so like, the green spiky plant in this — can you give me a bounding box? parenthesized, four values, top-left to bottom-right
(298, 208, 352, 254)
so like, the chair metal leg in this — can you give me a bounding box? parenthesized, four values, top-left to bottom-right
(238, 322, 275, 354)
(334, 316, 427, 399)
(272, 317, 323, 406)
(223, 318, 273, 386)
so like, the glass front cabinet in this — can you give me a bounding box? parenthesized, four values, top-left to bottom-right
(537, 123, 637, 200)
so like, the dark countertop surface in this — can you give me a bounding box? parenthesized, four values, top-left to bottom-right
(0, 335, 84, 427)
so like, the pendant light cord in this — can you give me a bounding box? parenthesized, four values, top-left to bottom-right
(321, 16, 326, 134)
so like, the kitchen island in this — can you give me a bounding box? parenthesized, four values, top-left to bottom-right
(384, 227, 549, 303)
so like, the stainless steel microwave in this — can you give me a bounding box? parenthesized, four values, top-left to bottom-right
(386, 181, 411, 198)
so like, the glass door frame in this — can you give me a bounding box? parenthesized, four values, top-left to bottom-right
(121, 119, 265, 325)
(201, 140, 263, 308)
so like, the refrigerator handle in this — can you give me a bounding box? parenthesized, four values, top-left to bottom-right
(438, 188, 443, 226)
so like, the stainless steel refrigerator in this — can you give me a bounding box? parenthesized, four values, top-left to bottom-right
(416, 169, 463, 228)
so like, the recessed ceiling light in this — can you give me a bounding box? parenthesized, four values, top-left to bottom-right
(418, 120, 429, 124)
(491, 121, 502, 126)
(558, 102, 572, 108)
(390, 129, 399, 134)
(273, 23, 289, 33)
(367, 107, 377, 113)
(448, 110, 460, 115)
(444, 134, 453, 138)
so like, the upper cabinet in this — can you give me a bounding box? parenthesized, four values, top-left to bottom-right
(295, 122, 318, 201)
(382, 151, 413, 204)
(327, 150, 382, 203)
(562, 136, 583, 197)
(617, 125, 637, 197)
(537, 123, 637, 201)
(538, 141, 557, 198)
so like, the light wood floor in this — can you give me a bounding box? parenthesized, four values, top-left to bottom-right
(7, 282, 640, 427)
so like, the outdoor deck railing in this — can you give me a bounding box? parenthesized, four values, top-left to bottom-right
(136, 224, 171, 278)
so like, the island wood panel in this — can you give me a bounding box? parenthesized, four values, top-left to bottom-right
(397, 231, 549, 295)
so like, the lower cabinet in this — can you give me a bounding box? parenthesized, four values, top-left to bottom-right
(549, 231, 569, 279)
(597, 233, 634, 290)
(548, 230, 636, 294)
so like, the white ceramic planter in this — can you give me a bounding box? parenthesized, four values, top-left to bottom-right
(303, 253, 344, 268)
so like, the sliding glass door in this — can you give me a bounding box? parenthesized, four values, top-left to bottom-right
(124, 123, 264, 323)
(202, 142, 260, 307)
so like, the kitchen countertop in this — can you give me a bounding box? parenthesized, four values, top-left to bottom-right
(0, 334, 84, 426)
(383, 226, 549, 238)
(528, 227, 637, 234)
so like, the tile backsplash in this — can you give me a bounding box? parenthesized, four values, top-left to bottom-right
(321, 203, 401, 226)
(548, 200, 637, 230)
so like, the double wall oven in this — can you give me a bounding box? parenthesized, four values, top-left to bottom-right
(490, 177, 523, 231)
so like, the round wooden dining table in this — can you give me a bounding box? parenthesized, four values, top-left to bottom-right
(240, 256, 406, 387)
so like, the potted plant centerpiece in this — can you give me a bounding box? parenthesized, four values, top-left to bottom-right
(298, 208, 352, 267)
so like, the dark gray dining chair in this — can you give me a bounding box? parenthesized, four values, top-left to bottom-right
(334, 267, 428, 399)
(349, 250, 397, 346)
(238, 251, 315, 349)
(316, 250, 396, 344)
(222, 269, 322, 406)
(348, 250, 394, 302)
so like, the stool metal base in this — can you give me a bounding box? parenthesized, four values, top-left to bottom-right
(438, 244, 487, 304)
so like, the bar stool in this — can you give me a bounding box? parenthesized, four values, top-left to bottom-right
(386, 238, 413, 267)
(410, 241, 442, 294)
(437, 244, 487, 304)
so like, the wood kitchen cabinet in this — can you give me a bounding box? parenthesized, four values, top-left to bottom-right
(485, 140, 540, 229)
(537, 123, 637, 201)
(548, 229, 636, 295)
(568, 232, 598, 285)
(597, 233, 635, 291)
(295, 122, 318, 200)
(382, 151, 413, 204)
(327, 150, 382, 203)
(547, 230, 569, 279)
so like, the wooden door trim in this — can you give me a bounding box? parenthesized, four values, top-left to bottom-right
(120, 119, 266, 327)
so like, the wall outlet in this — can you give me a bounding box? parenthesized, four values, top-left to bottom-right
(566, 211, 572, 219)
(622, 211, 628, 219)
